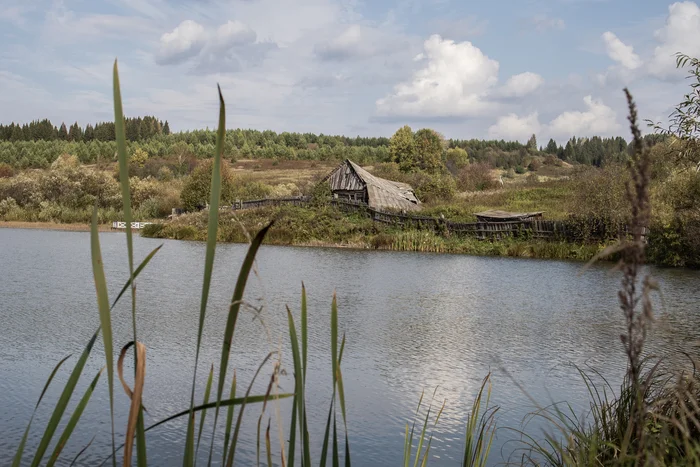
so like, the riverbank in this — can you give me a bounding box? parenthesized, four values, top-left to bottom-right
(0, 221, 115, 232)
(140, 205, 609, 262)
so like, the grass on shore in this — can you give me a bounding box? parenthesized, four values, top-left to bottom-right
(141, 204, 608, 261)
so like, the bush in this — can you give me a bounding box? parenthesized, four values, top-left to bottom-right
(527, 159, 542, 171)
(50, 153, 80, 170)
(0, 163, 14, 178)
(180, 159, 236, 211)
(410, 171, 456, 203)
(444, 147, 469, 176)
(515, 165, 526, 174)
(456, 162, 498, 191)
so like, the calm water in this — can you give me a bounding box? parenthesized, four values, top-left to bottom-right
(1, 228, 699, 466)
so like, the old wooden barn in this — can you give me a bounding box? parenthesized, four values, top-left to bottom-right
(325, 159, 421, 212)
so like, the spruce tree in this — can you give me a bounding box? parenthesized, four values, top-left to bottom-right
(163, 121, 171, 135)
(58, 123, 68, 140)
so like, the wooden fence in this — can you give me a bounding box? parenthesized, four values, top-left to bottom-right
(219, 197, 636, 242)
(112, 221, 153, 230)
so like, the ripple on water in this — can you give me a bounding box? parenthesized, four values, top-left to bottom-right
(1, 230, 699, 466)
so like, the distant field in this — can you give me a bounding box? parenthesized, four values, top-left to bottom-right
(230, 159, 337, 185)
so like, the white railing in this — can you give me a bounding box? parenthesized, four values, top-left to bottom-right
(111, 221, 153, 230)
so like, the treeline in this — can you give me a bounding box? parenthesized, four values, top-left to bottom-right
(0, 116, 170, 143)
(0, 115, 668, 170)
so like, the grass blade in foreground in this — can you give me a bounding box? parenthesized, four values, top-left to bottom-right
(88, 206, 117, 467)
(287, 307, 310, 467)
(46, 368, 104, 467)
(113, 60, 148, 466)
(196, 364, 214, 464)
(209, 221, 274, 462)
(220, 371, 236, 466)
(12, 354, 71, 467)
(185, 85, 225, 467)
(29, 330, 100, 467)
(119, 342, 147, 467)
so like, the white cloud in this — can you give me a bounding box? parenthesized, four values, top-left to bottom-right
(548, 95, 620, 137)
(529, 15, 565, 33)
(648, 1, 700, 79)
(315, 25, 371, 60)
(488, 112, 542, 142)
(314, 24, 408, 61)
(213, 21, 257, 48)
(156, 20, 208, 65)
(375, 34, 500, 118)
(154, 19, 276, 73)
(602, 31, 642, 70)
(499, 72, 544, 97)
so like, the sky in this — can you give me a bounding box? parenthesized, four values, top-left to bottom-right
(0, 0, 699, 144)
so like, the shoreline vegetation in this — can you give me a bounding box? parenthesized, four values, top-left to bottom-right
(8, 59, 700, 466)
(140, 206, 610, 262)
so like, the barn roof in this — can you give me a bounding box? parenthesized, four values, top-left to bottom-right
(326, 159, 421, 212)
(474, 210, 543, 222)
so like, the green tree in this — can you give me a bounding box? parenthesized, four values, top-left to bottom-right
(68, 122, 82, 142)
(413, 128, 445, 172)
(526, 134, 537, 152)
(163, 121, 171, 135)
(649, 53, 700, 169)
(444, 147, 469, 175)
(180, 159, 236, 211)
(58, 123, 68, 140)
(84, 124, 95, 142)
(545, 138, 558, 154)
(389, 125, 417, 172)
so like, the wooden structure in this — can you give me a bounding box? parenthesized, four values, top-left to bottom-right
(112, 221, 153, 230)
(324, 159, 421, 212)
(474, 210, 543, 223)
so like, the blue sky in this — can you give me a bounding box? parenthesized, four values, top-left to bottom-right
(1, 0, 698, 144)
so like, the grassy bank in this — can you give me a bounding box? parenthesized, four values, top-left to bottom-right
(141, 204, 607, 262)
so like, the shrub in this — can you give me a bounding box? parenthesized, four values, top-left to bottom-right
(456, 162, 498, 191)
(543, 154, 562, 166)
(0, 163, 14, 178)
(444, 147, 469, 176)
(527, 159, 542, 171)
(180, 159, 236, 211)
(515, 165, 526, 174)
(410, 171, 456, 203)
(157, 166, 174, 181)
(50, 153, 80, 170)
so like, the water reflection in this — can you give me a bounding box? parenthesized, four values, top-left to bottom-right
(0, 229, 698, 466)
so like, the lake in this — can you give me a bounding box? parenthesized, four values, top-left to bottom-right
(1, 228, 699, 466)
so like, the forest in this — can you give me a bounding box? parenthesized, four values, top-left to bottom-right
(0, 114, 664, 170)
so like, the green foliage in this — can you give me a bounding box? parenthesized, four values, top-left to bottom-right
(413, 128, 445, 173)
(180, 160, 236, 211)
(410, 171, 456, 203)
(647, 53, 700, 169)
(390, 125, 417, 172)
(514, 165, 526, 174)
(130, 148, 149, 169)
(526, 134, 537, 152)
(444, 147, 469, 176)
